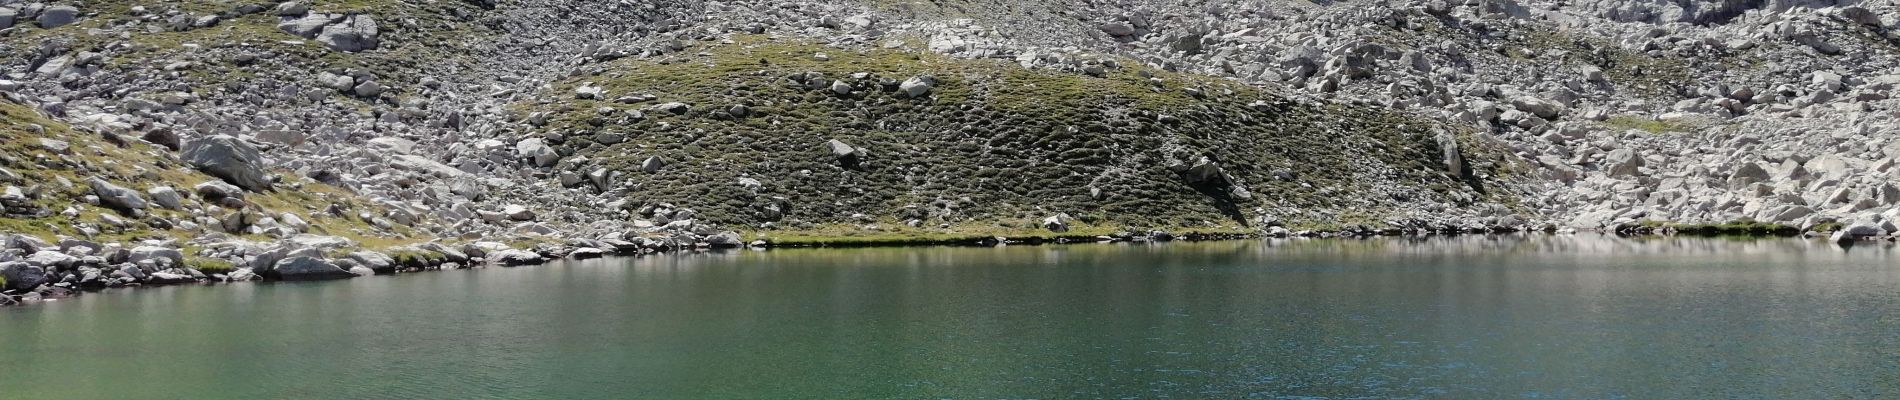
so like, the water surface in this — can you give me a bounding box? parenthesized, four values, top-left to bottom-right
(3, 236, 1898, 399)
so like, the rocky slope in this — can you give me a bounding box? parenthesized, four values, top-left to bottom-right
(1, 0, 1897, 301)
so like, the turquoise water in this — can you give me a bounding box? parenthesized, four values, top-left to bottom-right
(2, 236, 1897, 399)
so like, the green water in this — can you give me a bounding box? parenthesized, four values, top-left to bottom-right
(2, 237, 1898, 399)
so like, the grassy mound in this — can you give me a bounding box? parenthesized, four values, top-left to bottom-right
(527, 36, 1517, 234)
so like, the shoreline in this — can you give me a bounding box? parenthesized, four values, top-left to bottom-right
(5, 225, 1884, 307)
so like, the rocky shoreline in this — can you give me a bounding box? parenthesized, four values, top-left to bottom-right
(8, 225, 1896, 307)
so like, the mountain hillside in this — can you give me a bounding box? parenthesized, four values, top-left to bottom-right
(2, 0, 1898, 298)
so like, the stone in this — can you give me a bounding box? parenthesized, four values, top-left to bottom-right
(274, 1, 309, 16)
(271, 256, 354, 280)
(1727, 163, 1769, 189)
(1511, 96, 1565, 119)
(1831, 222, 1886, 244)
(1603, 149, 1642, 177)
(89, 178, 148, 211)
(641, 156, 667, 173)
(0, 8, 16, 30)
(37, 5, 79, 29)
(575, 85, 605, 100)
(147, 186, 184, 209)
(1100, 22, 1136, 37)
(194, 181, 245, 201)
(353, 80, 384, 97)
(276, 14, 337, 38)
(900, 76, 934, 98)
(830, 80, 853, 96)
(1043, 214, 1072, 232)
(226, 268, 259, 282)
(569, 247, 606, 259)
(704, 231, 743, 248)
(655, 102, 690, 114)
(1, 262, 46, 291)
(826, 139, 860, 160)
(490, 249, 544, 266)
(183, 135, 273, 192)
(515, 138, 559, 167)
(317, 15, 380, 52)
(503, 205, 535, 221)
(128, 246, 184, 266)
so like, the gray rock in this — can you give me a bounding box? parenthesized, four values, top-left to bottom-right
(1603, 149, 1642, 177)
(317, 15, 379, 52)
(128, 246, 184, 266)
(1831, 222, 1886, 243)
(641, 156, 666, 173)
(515, 138, 559, 167)
(0, 8, 17, 30)
(1, 262, 46, 291)
(147, 186, 184, 209)
(353, 80, 384, 97)
(276, 13, 337, 38)
(704, 231, 743, 248)
(826, 139, 860, 159)
(1511, 96, 1565, 119)
(226, 267, 259, 282)
(1043, 214, 1072, 232)
(183, 135, 273, 192)
(900, 76, 934, 98)
(37, 5, 78, 29)
(503, 204, 535, 221)
(271, 256, 353, 280)
(569, 247, 606, 259)
(274, 1, 309, 16)
(490, 249, 544, 266)
(89, 178, 148, 211)
(1101, 22, 1136, 37)
(194, 180, 245, 201)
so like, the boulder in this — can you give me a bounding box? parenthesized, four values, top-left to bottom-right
(89, 177, 148, 211)
(276, 13, 337, 38)
(703, 231, 743, 248)
(502, 205, 535, 221)
(1830, 223, 1886, 244)
(274, 1, 309, 16)
(37, 5, 79, 29)
(1510, 96, 1566, 119)
(1100, 22, 1136, 37)
(128, 246, 184, 266)
(1042, 214, 1072, 232)
(271, 256, 354, 280)
(1603, 149, 1643, 177)
(147, 186, 184, 209)
(569, 247, 606, 259)
(826, 139, 860, 160)
(490, 249, 544, 266)
(194, 180, 245, 201)
(1, 262, 46, 291)
(515, 138, 559, 167)
(316, 15, 379, 52)
(641, 156, 667, 173)
(900, 76, 934, 98)
(183, 135, 273, 192)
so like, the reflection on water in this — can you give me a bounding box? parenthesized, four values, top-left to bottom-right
(2, 235, 1897, 399)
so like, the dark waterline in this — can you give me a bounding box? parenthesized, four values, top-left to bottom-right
(3, 236, 1898, 399)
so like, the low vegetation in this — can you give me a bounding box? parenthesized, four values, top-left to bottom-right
(523, 36, 1510, 236)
